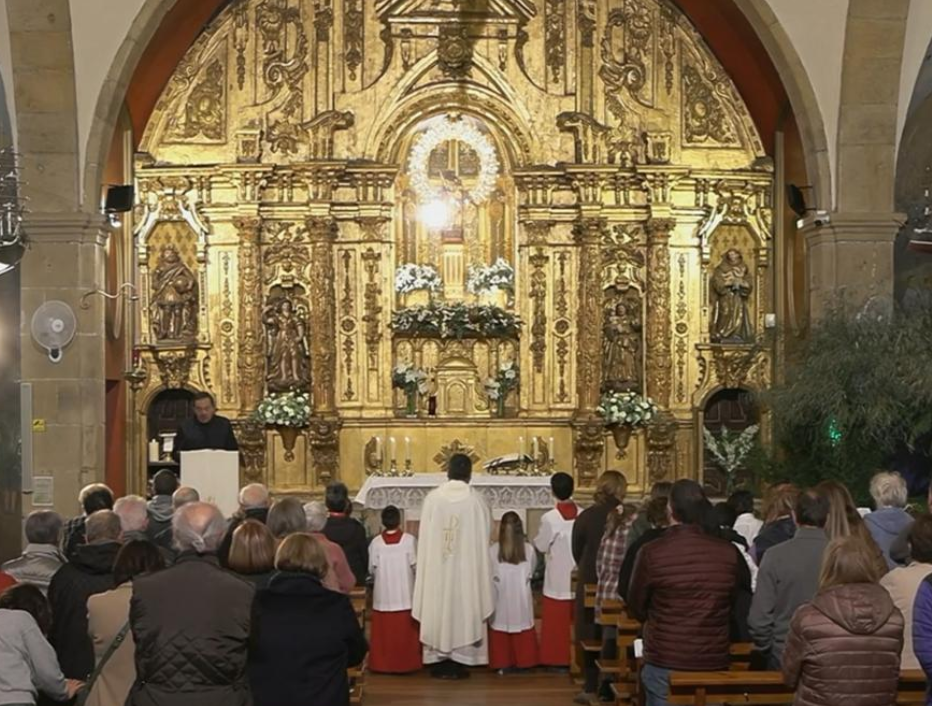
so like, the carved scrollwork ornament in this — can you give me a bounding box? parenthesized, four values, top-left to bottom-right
(647, 410, 677, 482)
(153, 347, 198, 389)
(309, 417, 342, 484)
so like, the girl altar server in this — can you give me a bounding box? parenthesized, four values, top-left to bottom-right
(533, 472, 579, 668)
(368, 505, 422, 673)
(488, 511, 539, 673)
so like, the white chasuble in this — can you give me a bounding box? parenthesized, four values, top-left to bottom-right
(413, 479, 494, 660)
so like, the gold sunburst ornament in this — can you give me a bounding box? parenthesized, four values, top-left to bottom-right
(408, 116, 500, 205)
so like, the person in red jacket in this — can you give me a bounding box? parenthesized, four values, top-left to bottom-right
(628, 479, 749, 706)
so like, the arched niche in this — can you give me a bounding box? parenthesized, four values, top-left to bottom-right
(145, 387, 195, 478)
(700, 387, 759, 497)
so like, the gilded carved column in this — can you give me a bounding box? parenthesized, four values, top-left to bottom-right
(645, 218, 675, 408)
(234, 217, 264, 416)
(307, 216, 341, 482)
(572, 217, 606, 485)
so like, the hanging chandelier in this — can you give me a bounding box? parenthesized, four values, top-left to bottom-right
(408, 116, 500, 206)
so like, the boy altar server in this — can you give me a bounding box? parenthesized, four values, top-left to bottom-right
(368, 505, 422, 673)
(533, 472, 579, 667)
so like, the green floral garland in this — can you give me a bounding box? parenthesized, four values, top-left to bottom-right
(391, 303, 521, 339)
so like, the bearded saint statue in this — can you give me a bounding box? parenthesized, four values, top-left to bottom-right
(710, 248, 753, 343)
(151, 246, 198, 342)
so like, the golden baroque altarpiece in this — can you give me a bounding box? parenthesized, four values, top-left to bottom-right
(128, 0, 774, 497)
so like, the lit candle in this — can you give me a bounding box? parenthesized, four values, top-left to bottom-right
(390, 437, 396, 461)
(532, 436, 538, 460)
(549, 436, 555, 463)
(405, 437, 411, 464)
(375, 436, 381, 460)
(518, 437, 524, 458)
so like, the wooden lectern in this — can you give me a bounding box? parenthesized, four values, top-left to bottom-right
(180, 450, 240, 517)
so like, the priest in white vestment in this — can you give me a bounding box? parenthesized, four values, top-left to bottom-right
(412, 453, 493, 679)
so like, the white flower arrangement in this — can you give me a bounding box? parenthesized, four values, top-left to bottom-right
(394, 263, 443, 294)
(597, 391, 658, 428)
(253, 391, 311, 428)
(467, 258, 515, 294)
(484, 361, 519, 401)
(408, 116, 500, 205)
(703, 425, 759, 475)
(392, 362, 430, 395)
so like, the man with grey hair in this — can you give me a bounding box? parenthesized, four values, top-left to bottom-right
(2, 510, 65, 594)
(303, 501, 355, 593)
(128, 502, 254, 706)
(62, 482, 114, 560)
(866, 471, 914, 568)
(172, 486, 200, 510)
(114, 495, 150, 540)
(219, 483, 271, 567)
(48, 509, 122, 678)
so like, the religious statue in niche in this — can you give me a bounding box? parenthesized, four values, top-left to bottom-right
(710, 249, 754, 343)
(151, 245, 198, 342)
(602, 289, 643, 392)
(262, 295, 310, 392)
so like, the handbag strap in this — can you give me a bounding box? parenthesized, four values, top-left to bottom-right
(85, 621, 131, 687)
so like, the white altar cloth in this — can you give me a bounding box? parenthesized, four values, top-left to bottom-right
(354, 473, 555, 512)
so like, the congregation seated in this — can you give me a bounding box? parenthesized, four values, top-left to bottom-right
(865, 471, 914, 569)
(881, 514, 932, 669)
(227, 520, 277, 589)
(145, 469, 180, 550)
(48, 509, 122, 680)
(1, 510, 65, 595)
(304, 500, 357, 594)
(248, 533, 368, 706)
(115, 494, 174, 565)
(86, 540, 165, 706)
(219, 483, 270, 567)
(617, 487, 671, 602)
(0, 584, 82, 705)
(323, 482, 370, 587)
(127, 502, 254, 706)
(752, 483, 798, 565)
(62, 483, 114, 561)
(729, 489, 763, 547)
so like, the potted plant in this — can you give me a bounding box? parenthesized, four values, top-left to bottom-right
(395, 263, 442, 308)
(392, 362, 429, 417)
(253, 390, 311, 462)
(467, 258, 514, 308)
(484, 361, 519, 417)
(703, 424, 760, 495)
(597, 391, 658, 457)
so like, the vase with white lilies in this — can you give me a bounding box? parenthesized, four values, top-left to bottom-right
(392, 362, 429, 416)
(703, 424, 759, 495)
(484, 361, 519, 417)
(597, 391, 658, 457)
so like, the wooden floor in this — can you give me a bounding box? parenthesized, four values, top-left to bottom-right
(366, 669, 577, 705)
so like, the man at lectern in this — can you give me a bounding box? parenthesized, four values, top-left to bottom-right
(172, 392, 239, 462)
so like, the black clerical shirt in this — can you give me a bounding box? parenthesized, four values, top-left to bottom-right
(172, 415, 239, 462)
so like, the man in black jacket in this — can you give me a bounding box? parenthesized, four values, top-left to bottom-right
(61, 483, 114, 561)
(48, 509, 122, 678)
(322, 482, 368, 586)
(172, 392, 239, 462)
(128, 502, 254, 706)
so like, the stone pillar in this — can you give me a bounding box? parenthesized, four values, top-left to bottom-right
(20, 214, 108, 511)
(306, 216, 341, 483)
(802, 212, 904, 321)
(234, 217, 264, 417)
(645, 218, 675, 408)
(572, 217, 605, 486)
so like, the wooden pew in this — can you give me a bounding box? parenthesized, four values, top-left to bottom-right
(666, 669, 928, 706)
(348, 588, 368, 706)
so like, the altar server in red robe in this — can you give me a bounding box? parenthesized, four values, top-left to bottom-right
(488, 511, 539, 673)
(368, 505, 422, 673)
(533, 472, 579, 668)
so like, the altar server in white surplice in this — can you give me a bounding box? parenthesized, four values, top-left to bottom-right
(413, 453, 494, 679)
(368, 505, 422, 673)
(488, 512, 540, 672)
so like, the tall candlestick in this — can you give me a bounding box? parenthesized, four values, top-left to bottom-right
(375, 436, 381, 461)
(549, 436, 555, 464)
(518, 437, 524, 459)
(405, 437, 411, 464)
(532, 436, 538, 460)
(390, 437, 396, 461)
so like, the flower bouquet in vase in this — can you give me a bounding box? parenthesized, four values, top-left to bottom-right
(395, 263, 442, 308)
(484, 361, 519, 417)
(467, 258, 514, 308)
(253, 390, 311, 462)
(703, 424, 759, 495)
(597, 391, 658, 458)
(392, 362, 429, 417)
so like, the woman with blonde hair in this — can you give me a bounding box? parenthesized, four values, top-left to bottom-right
(865, 471, 913, 568)
(571, 471, 627, 703)
(752, 483, 799, 564)
(782, 535, 903, 706)
(227, 520, 276, 589)
(816, 480, 887, 577)
(488, 512, 538, 673)
(248, 533, 367, 706)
